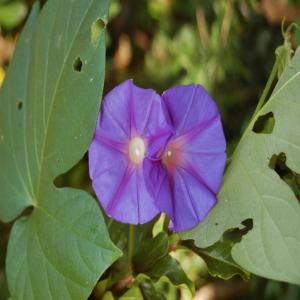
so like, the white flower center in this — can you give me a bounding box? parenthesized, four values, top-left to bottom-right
(128, 136, 146, 164)
(166, 150, 172, 157)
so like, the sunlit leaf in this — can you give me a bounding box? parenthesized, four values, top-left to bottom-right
(119, 286, 143, 300)
(146, 255, 194, 292)
(0, 0, 27, 29)
(137, 277, 166, 300)
(184, 232, 250, 281)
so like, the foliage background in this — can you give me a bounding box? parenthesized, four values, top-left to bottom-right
(0, 0, 300, 299)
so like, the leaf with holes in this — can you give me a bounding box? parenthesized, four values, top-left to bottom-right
(181, 48, 300, 285)
(0, 1, 121, 299)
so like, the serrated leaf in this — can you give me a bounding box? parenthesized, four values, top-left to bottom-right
(182, 48, 300, 285)
(0, 1, 122, 299)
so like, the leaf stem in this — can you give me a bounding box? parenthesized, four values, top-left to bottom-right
(127, 224, 135, 274)
(252, 58, 280, 119)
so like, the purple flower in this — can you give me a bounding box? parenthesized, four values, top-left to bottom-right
(88, 80, 172, 224)
(89, 81, 226, 231)
(146, 85, 226, 231)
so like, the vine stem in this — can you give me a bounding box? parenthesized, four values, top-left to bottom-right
(252, 57, 280, 119)
(127, 224, 135, 274)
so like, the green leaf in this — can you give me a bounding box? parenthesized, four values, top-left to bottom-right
(184, 233, 250, 281)
(108, 218, 157, 254)
(182, 48, 300, 284)
(0, 1, 27, 29)
(133, 232, 169, 273)
(107, 220, 158, 288)
(133, 232, 193, 293)
(275, 22, 295, 79)
(276, 43, 292, 79)
(146, 255, 194, 292)
(0, 272, 9, 300)
(103, 291, 115, 300)
(138, 277, 166, 300)
(119, 286, 144, 300)
(0, 0, 121, 299)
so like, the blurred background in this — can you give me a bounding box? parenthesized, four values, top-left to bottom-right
(1, 0, 300, 299)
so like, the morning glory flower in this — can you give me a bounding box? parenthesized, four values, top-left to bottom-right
(89, 79, 172, 224)
(146, 84, 226, 231)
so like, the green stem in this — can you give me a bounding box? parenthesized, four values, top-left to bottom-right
(252, 58, 280, 119)
(127, 225, 135, 274)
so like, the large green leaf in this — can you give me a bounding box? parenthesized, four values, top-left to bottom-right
(0, 0, 121, 299)
(182, 48, 300, 285)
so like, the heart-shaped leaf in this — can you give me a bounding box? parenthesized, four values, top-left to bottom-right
(0, 0, 121, 299)
(182, 48, 300, 285)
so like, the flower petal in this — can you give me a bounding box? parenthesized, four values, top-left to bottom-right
(89, 80, 173, 225)
(130, 83, 171, 137)
(159, 84, 226, 231)
(145, 160, 217, 231)
(89, 139, 129, 213)
(89, 139, 127, 181)
(129, 80, 173, 158)
(89, 140, 160, 224)
(144, 160, 172, 213)
(96, 79, 133, 144)
(97, 79, 172, 157)
(182, 151, 226, 193)
(180, 116, 226, 154)
(171, 168, 217, 231)
(178, 118, 226, 193)
(162, 84, 219, 136)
